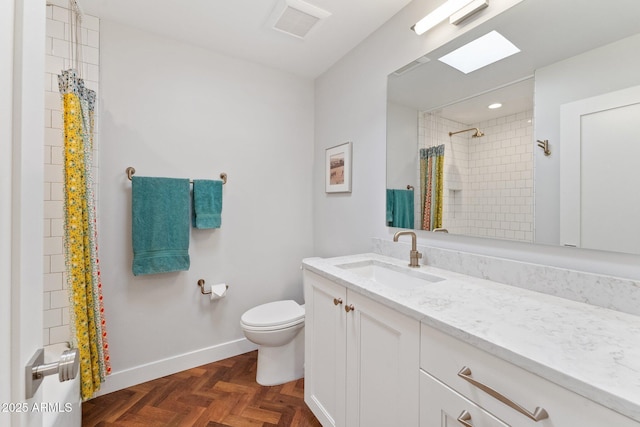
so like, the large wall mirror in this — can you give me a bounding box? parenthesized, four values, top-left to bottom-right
(387, 0, 640, 255)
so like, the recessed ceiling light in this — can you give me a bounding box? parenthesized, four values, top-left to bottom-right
(438, 30, 520, 74)
(488, 103, 502, 109)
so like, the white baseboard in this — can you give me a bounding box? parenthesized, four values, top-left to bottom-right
(94, 338, 258, 397)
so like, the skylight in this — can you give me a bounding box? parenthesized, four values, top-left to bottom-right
(438, 30, 520, 74)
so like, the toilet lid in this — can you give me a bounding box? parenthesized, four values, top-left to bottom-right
(241, 300, 304, 328)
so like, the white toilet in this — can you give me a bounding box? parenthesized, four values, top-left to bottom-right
(240, 299, 305, 386)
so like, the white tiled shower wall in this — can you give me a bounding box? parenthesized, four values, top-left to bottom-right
(43, 1, 100, 346)
(419, 110, 533, 242)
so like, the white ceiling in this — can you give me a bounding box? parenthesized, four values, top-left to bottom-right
(81, 0, 413, 78)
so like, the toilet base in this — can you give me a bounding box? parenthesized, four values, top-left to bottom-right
(256, 328, 304, 386)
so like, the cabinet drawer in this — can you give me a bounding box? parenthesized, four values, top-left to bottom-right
(421, 370, 509, 427)
(420, 325, 639, 427)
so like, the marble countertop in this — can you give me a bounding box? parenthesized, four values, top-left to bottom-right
(302, 253, 640, 423)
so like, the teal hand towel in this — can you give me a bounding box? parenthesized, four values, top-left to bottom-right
(386, 189, 394, 225)
(192, 179, 223, 229)
(132, 176, 191, 276)
(389, 189, 414, 228)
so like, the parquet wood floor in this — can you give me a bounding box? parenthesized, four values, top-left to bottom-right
(82, 351, 322, 427)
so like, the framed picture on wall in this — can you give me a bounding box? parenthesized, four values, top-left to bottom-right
(325, 141, 352, 193)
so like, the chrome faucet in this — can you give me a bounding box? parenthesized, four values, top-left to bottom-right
(393, 231, 422, 268)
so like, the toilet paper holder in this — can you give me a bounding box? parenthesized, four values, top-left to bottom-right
(197, 279, 228, 299)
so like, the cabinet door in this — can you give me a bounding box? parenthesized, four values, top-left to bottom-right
(304, 271, 347, 427)
(346, 291, 420, 427)
(421, 370, 509, 427)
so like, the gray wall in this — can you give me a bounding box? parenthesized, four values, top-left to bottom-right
(98, 20, 315, 392)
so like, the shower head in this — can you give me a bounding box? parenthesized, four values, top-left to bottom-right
(449, 127, 485, 138)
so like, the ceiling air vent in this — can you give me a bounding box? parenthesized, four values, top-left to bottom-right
(269, 0, 331, 39)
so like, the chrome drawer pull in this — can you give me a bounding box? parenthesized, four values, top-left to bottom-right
(457, 410, 473, 427)
(457, 366, 549, 422)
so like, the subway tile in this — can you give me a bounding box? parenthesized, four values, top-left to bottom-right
(43, 200, 63, 220)
(44, 72, 53, 92)
(82, 46, 99, 65)
(45, 54, 65, 75)
(50, 290, 68, 309)
(46, 18, 65, 39)
(82, 15, 100, 31)
(49, 325, 71, 346)
(50, 182, 64, 201)
(42, 329, 50, 346)
(44, 272, 63, 292)
(50, 254, 65, 273)
(43, 182, 51, 201)
(51, 146, 63, 165)
(87, 63, 99, 81)
(43, 308, 62, 328)
(44, 164, 63, 183)
(51, 219, 64, 237)
(51, 37, 71, 59)
(43, 255, 51, 274)
(43, 219, 51, 238)
(61, 309, 70, 327)
(44, 108, 52, 128)
(44, 91, 61, 110)
(51, 110, 63, 129)
(43, 292, 51, 310)
(52, 5, 70, 23)
(43, 236, 62, 255)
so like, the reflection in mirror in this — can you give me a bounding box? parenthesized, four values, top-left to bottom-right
(386, 0, 640, 254)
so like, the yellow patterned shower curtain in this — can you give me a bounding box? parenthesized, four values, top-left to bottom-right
(58, 69, 110, 400)
(420, 145, 444, 231)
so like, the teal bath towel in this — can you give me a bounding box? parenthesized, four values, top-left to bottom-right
(132, 176, 191, 276)
(387, 189, 414, 228)
(192, 179, 223, 229)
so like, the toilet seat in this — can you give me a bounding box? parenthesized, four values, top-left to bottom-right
(241, 300, 304, 330)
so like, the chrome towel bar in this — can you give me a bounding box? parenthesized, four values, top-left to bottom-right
(126, 166, 227, 185)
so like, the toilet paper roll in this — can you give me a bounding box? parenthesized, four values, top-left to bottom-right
(210, 283, 228, 300)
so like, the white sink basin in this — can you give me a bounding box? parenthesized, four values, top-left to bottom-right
(337, 260, 444, 290)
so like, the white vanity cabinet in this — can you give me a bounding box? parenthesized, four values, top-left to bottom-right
(420, 325, 640, 427)
(303, 270, 420, 427)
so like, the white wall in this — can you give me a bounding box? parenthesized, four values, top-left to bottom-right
(313, 0, 640, 280)
(97, 21, 314, 392)
(386, 102, 417, 191)
(534, 33, 640, 246)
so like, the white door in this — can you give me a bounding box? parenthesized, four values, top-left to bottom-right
(1, 1, 47, 426)
(560, 84, 640, 254)
(345, 291, 420, 427)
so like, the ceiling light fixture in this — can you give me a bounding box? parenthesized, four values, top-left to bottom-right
(438, 30, 520, 74)
(488, 103, 502, 109)
(449, 0, 489, 25)
(411, 0, 475, 35)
